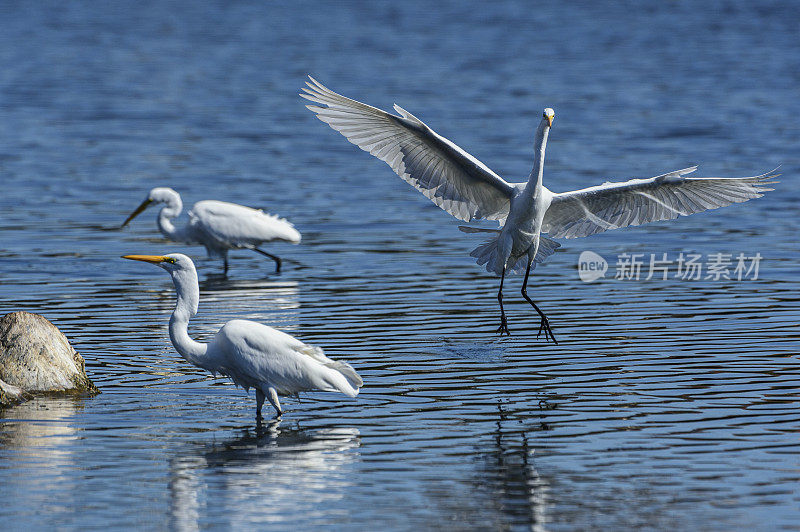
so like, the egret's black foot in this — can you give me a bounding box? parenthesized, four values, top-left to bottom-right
(253, 248, 282, 274)
(536, 316, 558, 344)
(496, 315, 511, 336)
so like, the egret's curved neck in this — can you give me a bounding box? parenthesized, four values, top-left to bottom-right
(525, 120, 550, 194)
(167, 268, 208, 367)
(156, 193, 189, 242)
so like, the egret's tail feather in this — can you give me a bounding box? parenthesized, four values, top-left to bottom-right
(470, 234, 560, 275)
(535, 235, 561, 262)
(323, 359, 362, 396)
(470, 238, 506, 275)
(300, 345, 362, 397)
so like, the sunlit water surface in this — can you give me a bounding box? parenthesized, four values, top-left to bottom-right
(1, 1, 799, 530)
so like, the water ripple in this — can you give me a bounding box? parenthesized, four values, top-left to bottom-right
(2, 1, 800, 529)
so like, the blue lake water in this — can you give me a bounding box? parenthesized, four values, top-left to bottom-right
(1, 1, 799, 529)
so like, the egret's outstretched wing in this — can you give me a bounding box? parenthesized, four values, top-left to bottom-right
(301, 76, 515, 222)
(542, 167, 776, 239)
(189, 200, 301, 246)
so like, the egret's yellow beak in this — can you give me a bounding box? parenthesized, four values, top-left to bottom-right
(546, 115, 553, 127)
(121, 198, 153, 227)
(123, 254, 167, 264)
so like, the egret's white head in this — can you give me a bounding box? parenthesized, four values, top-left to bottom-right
(123, 253, 199, 314)
(148, 187, 180, 204)
(121, 187, 181, 227)
(123, 252, 194, 274)
(542, 108, 554, 128)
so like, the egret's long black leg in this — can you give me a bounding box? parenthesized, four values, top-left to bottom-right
(256, 389, 266, 421)
(521, 259, 558, 344)
(223, 256, 229, 276)
(253, 248, 282, 273)
(496, 267, 510, 335)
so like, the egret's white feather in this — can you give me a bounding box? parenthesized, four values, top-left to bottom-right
(471, 234, 560, 275)
(302, 76, 515, 223)
(213, 320, 360, 397)
(543, 168, 777, 239)
(189, 200, 301, 248)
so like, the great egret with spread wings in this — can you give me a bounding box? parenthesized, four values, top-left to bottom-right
(123, 253, 361, 419)
(302, 76, 775, 342)
(122, 188, 301, 274)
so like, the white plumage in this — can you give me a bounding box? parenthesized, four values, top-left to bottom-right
(212, 320, 362, 398)
(541, 166, 772, 239)
(302, 77, 514, 224)
(302, 76, 776, 341)
(122, 188, 301, 274)
(123, 253, 361, 419)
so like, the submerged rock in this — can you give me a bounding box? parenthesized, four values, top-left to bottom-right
(0, 311, 98, 406)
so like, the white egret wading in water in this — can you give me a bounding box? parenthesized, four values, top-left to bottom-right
(302, 76, 776, 342)
(122, 188, 301, 274)
(123, 253, 361, 418)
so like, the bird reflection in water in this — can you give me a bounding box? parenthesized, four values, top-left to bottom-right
(477, 401, 550, 531)
(198, 277, 301, 329)
(168, 420, 360, 530)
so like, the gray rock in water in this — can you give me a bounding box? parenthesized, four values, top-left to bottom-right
(0, 378, 26, 406)
(0, 311, 98, 406)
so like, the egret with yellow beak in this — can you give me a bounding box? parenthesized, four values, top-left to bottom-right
(123, 253, 361, 419)
(302, 76, 776, 341)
